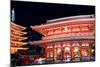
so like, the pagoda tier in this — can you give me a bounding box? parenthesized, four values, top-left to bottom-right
(11, 28, 27, 36)
(11, 47, 28, 54)
(11, 22, 26, 30)
(11, 22, 28, 54)
(31, 15, 95, 40)
(11, 34, 28, 41)
(11, 41, 28, 47)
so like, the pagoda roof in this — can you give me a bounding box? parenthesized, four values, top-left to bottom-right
(11, 22, 26, 30)
(29, 35, 94, 45)
(31, 14, 95, 30)
(47, 14, 95, 23)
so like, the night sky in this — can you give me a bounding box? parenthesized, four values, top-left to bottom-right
(11, 1, 95, 55)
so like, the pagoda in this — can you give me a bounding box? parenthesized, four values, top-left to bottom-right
(11, 22, 28, 54)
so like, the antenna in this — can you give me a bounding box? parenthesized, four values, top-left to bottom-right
(11, 8, 15, 22)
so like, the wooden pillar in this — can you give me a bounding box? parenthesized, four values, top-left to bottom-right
(60, 42, 64, 62)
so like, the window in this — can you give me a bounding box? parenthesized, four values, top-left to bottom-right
(47, 30, 53, 35)
(81, 42, 89, 47)
(81, 49, 89, 57)
(81, 26, 89, 32)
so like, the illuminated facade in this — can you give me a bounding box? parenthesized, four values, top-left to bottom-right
(11, 22, 28, 54)
(30, 15, 95, 62)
